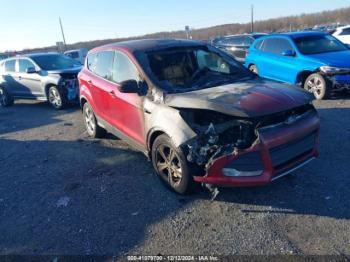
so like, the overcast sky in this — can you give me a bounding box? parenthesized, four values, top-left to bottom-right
(0, 0, 349, 52)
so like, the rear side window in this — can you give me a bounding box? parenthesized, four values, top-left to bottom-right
(18, 59, 35, 73)
(5, 60, 16, 72)
(86, 53, 97, 71)
(111, 51, 140, 83)
(262, 38, 293, 55)
(254, 40, 264, 50)
(340, 28, 350, 36)
(93, 51, 114, 80)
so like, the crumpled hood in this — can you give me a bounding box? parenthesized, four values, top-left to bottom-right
(48, 67, 82, 75)
(306, 50, 350, 68)
(164, 80, 314, 118)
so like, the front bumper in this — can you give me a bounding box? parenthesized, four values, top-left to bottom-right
(193, 110, 320, 187)
(329, 74, 350, 89)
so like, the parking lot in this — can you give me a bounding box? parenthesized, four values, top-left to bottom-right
(0, 95, 349, 256)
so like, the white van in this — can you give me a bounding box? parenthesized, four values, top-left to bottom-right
(64, 48, 88, 64)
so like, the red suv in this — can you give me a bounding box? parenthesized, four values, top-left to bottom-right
(78, 39, 320, 195)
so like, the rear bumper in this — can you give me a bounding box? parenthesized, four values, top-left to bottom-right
(193, 110, 320, 187)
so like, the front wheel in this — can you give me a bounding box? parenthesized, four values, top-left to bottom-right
(0, 87, 14, 107)
(304, 73, 331, 100)
(48, 86, 66, 110)
(152, 134, 195, 195)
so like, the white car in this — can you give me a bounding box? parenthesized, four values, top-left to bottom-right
(64, 48, 88, 65)
(333, 25, 350, 45)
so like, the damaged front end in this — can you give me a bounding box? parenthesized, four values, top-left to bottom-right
(181, 109, 257, 167)
(179, 103, 320, 186)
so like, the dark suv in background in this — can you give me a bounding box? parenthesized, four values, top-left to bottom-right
(212, 33, 266, 63)
(0, 53, 81, 109)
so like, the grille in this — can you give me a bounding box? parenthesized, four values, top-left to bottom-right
(270, 132, 317, 168)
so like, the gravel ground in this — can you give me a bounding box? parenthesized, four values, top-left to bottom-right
(0, 95, 349, 256)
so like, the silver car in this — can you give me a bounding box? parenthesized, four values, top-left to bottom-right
(0, 53, 82, 109)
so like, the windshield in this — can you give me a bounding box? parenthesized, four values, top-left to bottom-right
(294, 34, 348, 55)
(140, 46, 253, 93)
(32, 54, 81, 70)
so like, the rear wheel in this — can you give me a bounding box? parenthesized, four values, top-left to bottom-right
(249, 64, 259, 74)
(48, 86, 66, 110)
(304, 73, 331, 100)
(0, 87, 14, 107)
(152, 134, 195, 195)
(83, 102, 106, 138)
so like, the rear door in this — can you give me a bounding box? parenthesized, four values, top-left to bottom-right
(17, 58, 42, 97)
(85, 51, 115, 122)
(2, 59, 20, 95)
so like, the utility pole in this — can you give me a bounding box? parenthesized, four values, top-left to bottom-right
(59, 17, 67, 51)
(251, 5, 254, 33)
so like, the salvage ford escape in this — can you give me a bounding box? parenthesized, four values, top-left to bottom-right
(0, 53, 81, 109)
(79, 39, 320, 194)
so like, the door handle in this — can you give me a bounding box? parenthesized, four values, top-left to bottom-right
(109, 90, 117, 98)
(87, 80, 93, 85)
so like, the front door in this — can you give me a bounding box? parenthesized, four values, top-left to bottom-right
(17, 59, 42, 97)
(108, 50, 145, 148)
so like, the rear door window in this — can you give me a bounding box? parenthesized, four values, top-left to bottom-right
(111, 51, 140, 84)
(94, 51, 114, 80)
(5, 60, 16, 72)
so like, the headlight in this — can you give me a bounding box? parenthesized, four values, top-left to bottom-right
(319, 66, 350, 74)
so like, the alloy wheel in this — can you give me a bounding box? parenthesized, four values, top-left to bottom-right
(84, 105, 96, 136)
(49, 88, 62, 108)
(305, 76, 323, 96)
(155, 144, 183, 187)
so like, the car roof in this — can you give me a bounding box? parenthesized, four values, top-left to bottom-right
(215, 33, 267, 39)
(90, 39, 207, 53)
(259, 31, 327, 40)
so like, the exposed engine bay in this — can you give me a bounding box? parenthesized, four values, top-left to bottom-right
(180, 104, 314, 169)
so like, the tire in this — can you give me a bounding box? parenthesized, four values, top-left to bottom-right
(249, 64, 259, 74)
(0, 87, 14, 107)
(48, 86, 66, 110)
(83, 102, 106, 138)
(304, 73, 331, 100)
(151, 134, 195, 195)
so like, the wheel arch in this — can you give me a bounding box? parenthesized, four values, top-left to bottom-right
(147, 129, 167, 156)
(296, 70, 316, 86)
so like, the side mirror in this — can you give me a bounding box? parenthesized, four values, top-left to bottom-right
(282, 50, 296, 57)
(26, 67, 37, 74)
(118, 80, 139, 93)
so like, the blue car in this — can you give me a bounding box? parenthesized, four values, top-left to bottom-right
(245, 31, 350, 99)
